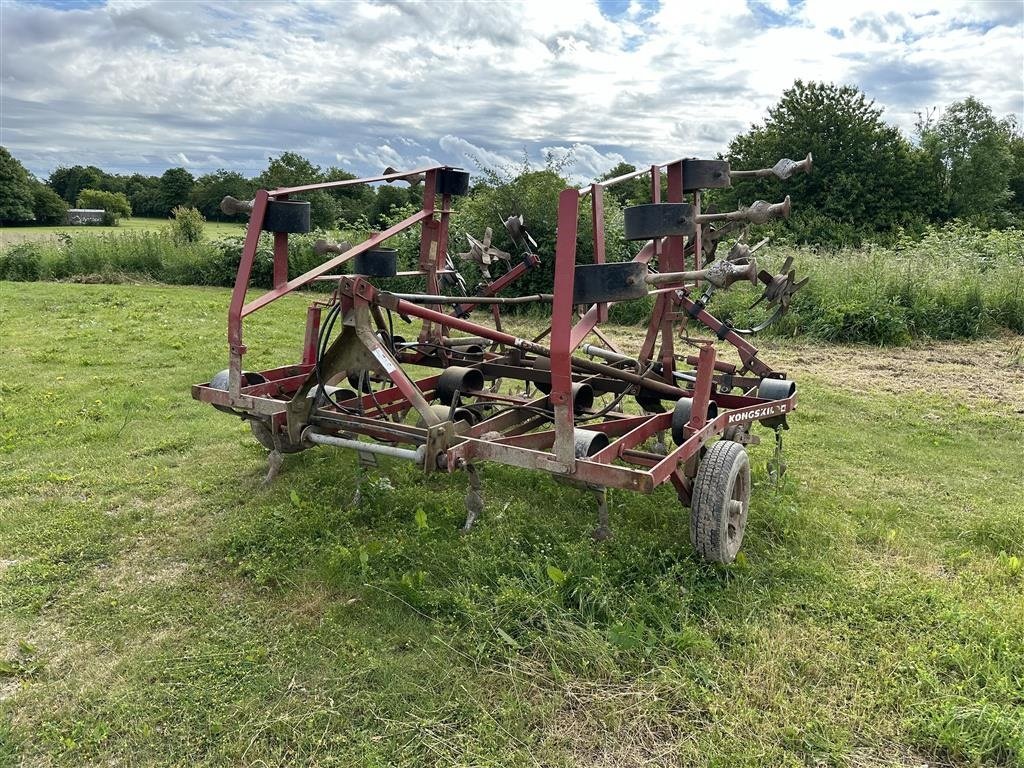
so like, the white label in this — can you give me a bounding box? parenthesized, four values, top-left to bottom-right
(371, 347, 398, 373)
(727, 403, 787, 424)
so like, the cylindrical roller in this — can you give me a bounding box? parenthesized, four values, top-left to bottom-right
(570, 382, 594, 414)
(756, 378, 796, 428)
(574, 428, 609, 458)
(436, 366, 485, 405)
(352, 248, 398, 278)
(209, 369, 267, 390)
(671, 397, 720, 446)
(623, 203, 696, 240)
(436, 169, 471, 196)
(546, 381, 594, 415)
(420, 403, 474, 433)
(573, 262, 647, 304)
(263, 200, 311, 233)
(681, 159, 731, 192)
(581, 343, 637, 366)
(456, 344, 485, 362)
(209, 369, 267, 414)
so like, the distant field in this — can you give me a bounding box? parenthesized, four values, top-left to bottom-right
(0, 217, 245, 247)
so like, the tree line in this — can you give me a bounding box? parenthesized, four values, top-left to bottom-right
(0, 150, 419, 230)
(1, 82, 1022, 247)
(598, 84, 1022, 243)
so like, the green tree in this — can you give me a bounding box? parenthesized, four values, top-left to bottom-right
(255, 153, 337, 229)
(719, 80, 937, 245)
(48, 164, 105, 203)
(597, 161, 651, 207)
(1008, 129, 1024, 220)
(0, 146, 36, 223)
(306, 190, 338, 230)
(919, 97, 1016, 226)
(32, 183, 68, 224)
(76, 189, 132, 221)
(125, 174, 164, 218)
(324, 166, 374, 225)
(452, 159, 607, 297)
(255, 152, 322, 190)
(370, 185, 413, 227)
(159, 168, 195, 216)
(190, 170, 255, 221)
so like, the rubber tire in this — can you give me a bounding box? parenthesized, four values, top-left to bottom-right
(690, 440, 750, 564)
(250, 420, 306, 454)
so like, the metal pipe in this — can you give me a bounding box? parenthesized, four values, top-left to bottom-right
(581, 343, 637, 365)
(386, 295, 690, 400)
(304, 430, 426, 462)
(269, 166, 444, 197)
(441, 336, 493, 347)
(389, 292, 554, 305)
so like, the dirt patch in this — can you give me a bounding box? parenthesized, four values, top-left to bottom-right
(758, 335, 1024, 408)
(475, 315, 1023, 408)
(584, 323, 1024, 408)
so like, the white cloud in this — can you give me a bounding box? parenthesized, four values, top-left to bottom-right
(0, 0, 1020, 181)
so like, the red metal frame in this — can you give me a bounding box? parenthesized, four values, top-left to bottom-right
(194, 158, 799, 534)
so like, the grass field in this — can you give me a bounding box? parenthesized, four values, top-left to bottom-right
(0, 217, 245, 248)
(1, 282, 1022, 766)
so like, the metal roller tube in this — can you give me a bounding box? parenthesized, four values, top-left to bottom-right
(581, 344, 638, 365)
(304, 430, 426, 462)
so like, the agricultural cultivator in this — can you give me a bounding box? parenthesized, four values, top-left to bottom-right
(195, 153, 813, 563)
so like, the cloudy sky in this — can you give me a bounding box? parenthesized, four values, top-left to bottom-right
(2, 0, 1022, 182)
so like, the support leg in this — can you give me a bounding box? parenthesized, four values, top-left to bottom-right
(262, 449, 283, 487)
(351, 452, 377, 508)
(591, 486, 611, 541)
(350, 464, 364, 508)
(462, 462, 483, 532)
(652, 429, 668, 456)
(768, 426, 787, 484)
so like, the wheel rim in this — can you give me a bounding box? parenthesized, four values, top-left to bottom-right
(725, 464, 750, 558)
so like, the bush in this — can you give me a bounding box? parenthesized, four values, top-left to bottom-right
(0, 243, 43, 281)
(168, 205, 205, 245)
(76, 189, 131, 221)
(706, 223, 1023, 343)
(2, 217, 1020, 345)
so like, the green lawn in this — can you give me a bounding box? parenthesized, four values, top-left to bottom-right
(1, 282, 1022, 766)
(0, 217, 245, 247)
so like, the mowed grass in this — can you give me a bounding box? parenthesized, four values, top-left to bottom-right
(1, 282, 1022, 767)
(0, 217, 244, 248)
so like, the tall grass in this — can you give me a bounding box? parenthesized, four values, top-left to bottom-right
(612, 223, 1024, 343)
(0, 230, 333, 289)
(2, 222, 1022, 344)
